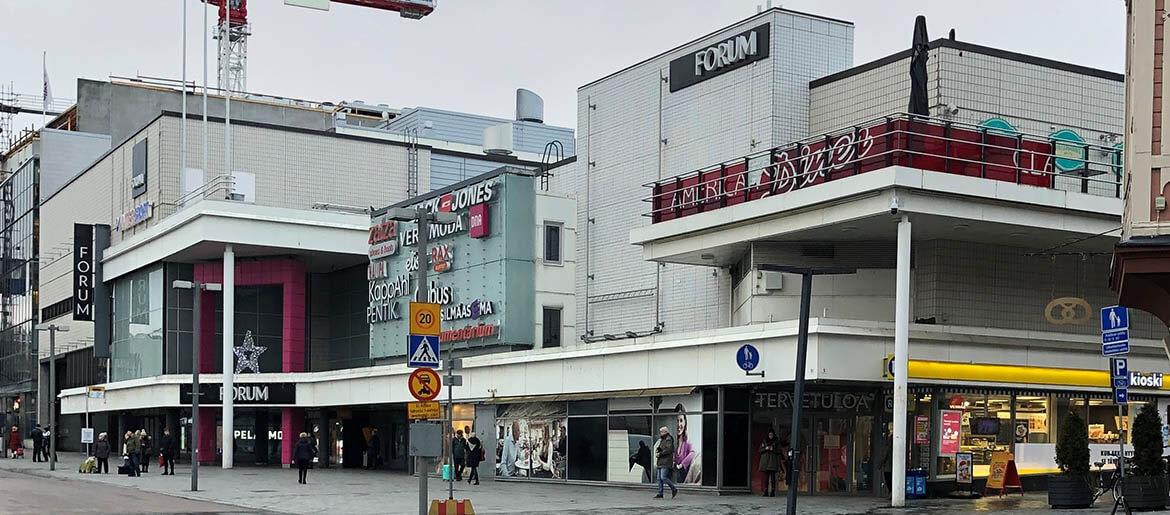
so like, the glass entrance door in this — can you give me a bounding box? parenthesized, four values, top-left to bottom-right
(813, 416, 852, 493)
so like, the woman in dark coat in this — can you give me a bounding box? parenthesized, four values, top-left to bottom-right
(293, 432, 317, 485)
(759, 429, 781, 497)
(93, 432, 112, 473)
(465, 430, 482, 485)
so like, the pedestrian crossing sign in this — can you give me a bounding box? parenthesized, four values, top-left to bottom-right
(408, 334, 441, 368)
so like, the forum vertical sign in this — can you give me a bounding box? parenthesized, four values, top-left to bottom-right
(73, 223, 94, 321)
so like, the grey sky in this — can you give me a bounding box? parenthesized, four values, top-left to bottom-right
(1, 0, 1126, 132)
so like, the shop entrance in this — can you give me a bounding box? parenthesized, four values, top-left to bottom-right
(752, 387, 879, 496)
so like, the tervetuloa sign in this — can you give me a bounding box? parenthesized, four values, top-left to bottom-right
(669, 24, 770, 92)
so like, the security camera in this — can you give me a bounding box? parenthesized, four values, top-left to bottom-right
(889, 196, 901, 215)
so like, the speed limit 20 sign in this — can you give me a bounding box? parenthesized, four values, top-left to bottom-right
(410, 302, 440, 335)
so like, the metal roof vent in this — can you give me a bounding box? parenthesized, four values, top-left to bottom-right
(483, 122, 514, 155)
(516, 88, 544, 124)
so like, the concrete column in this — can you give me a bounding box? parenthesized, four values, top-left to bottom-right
(222, 244, 235, 469)
(892, 215, 912, 507)
(282, 408, 304, 468)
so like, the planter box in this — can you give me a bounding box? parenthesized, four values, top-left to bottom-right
(1047, 474, 1093, 509)
(1121, 475, 1168, 511)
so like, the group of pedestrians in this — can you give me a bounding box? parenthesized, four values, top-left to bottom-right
(6, 424, 57, 461)
(115, 428, 178, 476)
(450, 426, 483, 485)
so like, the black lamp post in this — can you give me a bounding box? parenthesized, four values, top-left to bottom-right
(756, 264, 855, 515)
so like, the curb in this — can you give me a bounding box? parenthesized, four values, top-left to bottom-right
(1, 463, 290, 514)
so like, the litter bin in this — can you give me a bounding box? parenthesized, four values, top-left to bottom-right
(905, 468, 928, 499)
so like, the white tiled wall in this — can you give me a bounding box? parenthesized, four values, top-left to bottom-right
(108, 116, 428, 244)
(554, 10, 853, 341)
(810, 45, 1123, 141)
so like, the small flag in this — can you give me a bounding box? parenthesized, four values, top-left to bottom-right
(42, 52, 52, 113)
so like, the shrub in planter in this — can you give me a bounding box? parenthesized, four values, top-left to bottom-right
(1121, 403, 1168, 510)
(1049, 411, 1093, 509)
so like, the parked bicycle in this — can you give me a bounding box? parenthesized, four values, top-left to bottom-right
(1088, 460, 1131, 515)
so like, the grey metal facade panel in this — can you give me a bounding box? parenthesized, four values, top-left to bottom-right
(429, 154, 514, 191)
(38, 129, 112, 199)
(385, 107, 575, 156)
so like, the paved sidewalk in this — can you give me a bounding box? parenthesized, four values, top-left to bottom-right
(0, 457, 1153, 514)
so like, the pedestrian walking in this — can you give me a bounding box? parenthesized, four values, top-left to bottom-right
(7, 426, 21, 459)
(124, 430, 141, 477)
(159, 428, 177, 475)
(366, 428, 381, 470)
(466, 428, 482, 485)
(654, 426, 678, 499)
(759, 430, 780, 497)
(451, 429, 467, 481)
(93, 432, 111, 474)
(293, 432, 317, 484)
(138, 429, 152, 473)
(42, 425, 53, 461)
(30, 424, 43, 462)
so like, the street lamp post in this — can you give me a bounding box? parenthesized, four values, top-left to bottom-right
(756, 265, 855, 515)
(35, 323, 69, 472)
(172, 280, 222, 492)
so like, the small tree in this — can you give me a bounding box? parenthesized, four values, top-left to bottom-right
(1055, 411, 1090, 475)
(1131, 402, 1165, 477)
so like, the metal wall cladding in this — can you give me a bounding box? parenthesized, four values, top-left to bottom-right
(369, 174, 536, 359)
(385, 107, 576, 156)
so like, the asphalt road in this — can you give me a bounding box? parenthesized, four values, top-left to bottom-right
(0, 468, 261, 515)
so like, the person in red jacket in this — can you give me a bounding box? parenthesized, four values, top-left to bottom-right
(7, 426, 21, 457)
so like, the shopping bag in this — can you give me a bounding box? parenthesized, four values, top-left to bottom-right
(158, 454, 165, 467)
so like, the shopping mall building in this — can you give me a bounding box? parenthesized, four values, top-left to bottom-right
(47, 6, 1168, 498)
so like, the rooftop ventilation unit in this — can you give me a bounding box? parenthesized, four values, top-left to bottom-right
(483, 123, 514, 156)
(516, 88, 544, 124)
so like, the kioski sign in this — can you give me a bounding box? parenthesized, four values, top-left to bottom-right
(73, 224, 94, 321)
(669, 24, 770, 92)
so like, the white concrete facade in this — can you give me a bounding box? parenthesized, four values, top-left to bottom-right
(555, 9, 854, 342)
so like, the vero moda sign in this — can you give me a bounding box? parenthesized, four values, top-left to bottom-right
(668, 23, 771, 93)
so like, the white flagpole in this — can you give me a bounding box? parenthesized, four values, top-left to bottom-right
(181, 0, 188, 204)
(202, 0, 208, 202)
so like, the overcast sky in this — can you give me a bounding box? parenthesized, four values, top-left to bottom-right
(1, 0, 1126, 132)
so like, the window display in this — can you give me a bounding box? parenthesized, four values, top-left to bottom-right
(495, 402, 566, 479)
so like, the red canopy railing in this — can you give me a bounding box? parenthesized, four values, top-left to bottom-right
(645, 113, 1122, 223)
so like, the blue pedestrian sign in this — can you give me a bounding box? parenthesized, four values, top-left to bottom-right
(736, 344, 760, 372)
(1101, 305, 1131, 356)
(1101, 306, 1130, 333)
(408, 334, 441, 368)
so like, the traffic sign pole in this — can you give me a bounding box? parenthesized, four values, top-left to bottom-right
(414, 207, 429, 515)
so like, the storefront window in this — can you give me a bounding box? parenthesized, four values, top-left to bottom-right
(495, 402, 567, 479)
(111, 266, 164, 381)
(936, 392, 1012, 478)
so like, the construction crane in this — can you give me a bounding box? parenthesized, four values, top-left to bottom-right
(205, 0, 436, 94)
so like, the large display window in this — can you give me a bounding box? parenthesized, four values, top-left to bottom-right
(493, 392, 711, 485)
(111, 266, 164, 381)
